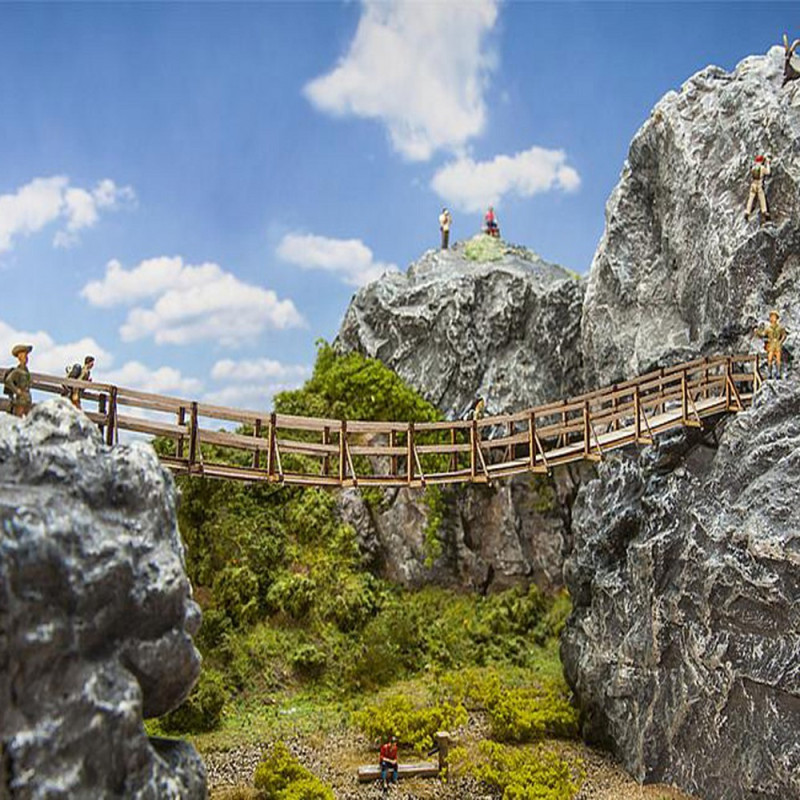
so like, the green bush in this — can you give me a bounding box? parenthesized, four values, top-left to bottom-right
(353, 694, 467, 753)
(487, 683, 579, 743)
(266, 573, 317, 620)
(464, 233, 506, 262)
(160, 667, 228, 733)
(458, 741, 583, 800)
(290, 643, 327, 678)
(214, 565, 261, 628)
(253, 742, 334, 800)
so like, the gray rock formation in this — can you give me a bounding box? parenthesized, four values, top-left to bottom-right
(562, 375, 800, 800)
(338, 238, 585, 418)
(583, 46, 800, 387)
(336, 238, 587, 593)
(0, 401, 206, 799)
(341, 467, 586, 593)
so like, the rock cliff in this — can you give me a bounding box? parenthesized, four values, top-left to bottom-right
(0, 401, 206, 799)
(336, 237, 586, 593)
(582, 46, 800, 386)
(562, 375, 800, 800)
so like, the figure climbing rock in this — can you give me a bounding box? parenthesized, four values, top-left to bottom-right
(753, 310, 787, 379)
(744, 155, 770, 224)
(4, 343, 33, 417)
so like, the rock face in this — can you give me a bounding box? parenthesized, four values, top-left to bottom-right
(338, 238, 585, 418)
(582, 46, 800, 387)
(0, 401, 206, 799)
(336, 238, 587, 593)
(562, 375, 800, 800)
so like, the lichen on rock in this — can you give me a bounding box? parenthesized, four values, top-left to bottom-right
(0, 400, 206, 799)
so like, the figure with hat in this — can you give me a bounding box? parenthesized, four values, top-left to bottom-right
(4, 344, 33, 416)
(753, 311, 787, 380)
(379, 734, 399, 789)
(745, 155, 771, 224)
(439, 207, 452, 250)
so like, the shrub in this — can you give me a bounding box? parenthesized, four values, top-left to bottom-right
(213, 565, 261, 628)
(160, 667, 228, 733)
(253, 742, 334, 800)
(266, 573, 317, 620)
(487, 683, 579, 743)
(353, 694, 468, 753)
(290, 643, 327, 678)
(458, 741, 583, 800)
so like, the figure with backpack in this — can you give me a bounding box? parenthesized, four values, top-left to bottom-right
(65, 355, 95, 408)
(4, 344, 33, 417)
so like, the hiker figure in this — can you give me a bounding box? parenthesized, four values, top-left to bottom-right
(439, 207, 452, 250)
(4, 344, 33, 417)
(379, 735, 399, 789)
(745, 155, 771, 224)
(65, 355, 95, 408)
(484, 206, 499, 237)
(753, 310, 787, 379)
(783, 34, 800, 86)
(459, 395, 486, 422)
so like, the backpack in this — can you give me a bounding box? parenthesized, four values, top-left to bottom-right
(3, 367, 12, 396)
(62, 363, 81, 396)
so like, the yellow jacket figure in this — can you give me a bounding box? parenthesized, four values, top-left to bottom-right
(754, 311, 787, 379)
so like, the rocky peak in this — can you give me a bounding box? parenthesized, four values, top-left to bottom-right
(336, 235, 585, 418)
(582, 46, 800, 386)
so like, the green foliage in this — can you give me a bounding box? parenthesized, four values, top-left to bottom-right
(458, 741, 583, 800)
(353, 694, 467, 753)
(214, 565, 262, 628)
(422, 486, 445, 566)
(275, 340, 441, 424)
(464, 234, 506, 262)
(528, 474, 557, 514)
(253, 741, 334, 800)
(289, 643, 327, 678)
(160, 668, 228, 733)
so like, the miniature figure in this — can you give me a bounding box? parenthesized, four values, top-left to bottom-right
(4, 343, 33, 416)
(745, 155, 770, 224)
(438, 207, 452, 250)
(484, 206, 500, 237)
(783, 34, 800, 86)
(379, 734, 399, 789)
(753, 310, 787, 379)
(66, 355, 95, 408)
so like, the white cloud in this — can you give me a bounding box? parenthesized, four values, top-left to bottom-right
(202, 381, 304, 412)
(276, 233, 397, 287)
(211, 358, 310, 383)
(304, 0, 498, 161)
(101, 361, 202, 396)
(82, 256, 305, 347)
(431, 147, 581, 213)
(0, 176, 135, 253)
(0, 319, 111, 375)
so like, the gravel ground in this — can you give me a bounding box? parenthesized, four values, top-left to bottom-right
(203, 725, 699, 800)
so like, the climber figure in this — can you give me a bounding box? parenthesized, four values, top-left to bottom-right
(484, 206, 500, 238)
(782, 34, 800, 86)
(753, 310, 787, 380)
(744, 155, 770, 224)
(460, 395, 486, 422)
(439, 207, 452, 250)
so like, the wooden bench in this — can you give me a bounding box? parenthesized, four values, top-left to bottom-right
(357, 732, 450, 784)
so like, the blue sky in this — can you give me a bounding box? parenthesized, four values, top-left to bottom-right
(0, 1, 792, 409)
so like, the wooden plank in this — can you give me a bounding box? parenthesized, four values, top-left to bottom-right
(115, 414, 187, 438)
(357, 763, 439, 783)
(348, 444, 407, 457)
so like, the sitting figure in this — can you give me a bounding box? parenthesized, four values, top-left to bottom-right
(379, 735, 398, 789)
(753, 310, 787, 380)
(484, 205, 500, 237)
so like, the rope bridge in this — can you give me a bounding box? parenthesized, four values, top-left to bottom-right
(1, 354, 763, 488)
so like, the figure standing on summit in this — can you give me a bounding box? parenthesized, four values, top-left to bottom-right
(745, 155, 771, 224)
(484, 206, 499, 237)
(439, 207, 452, 250)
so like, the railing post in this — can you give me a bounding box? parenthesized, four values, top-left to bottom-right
(188, 401, 199, 469)
(469, 419, 477, 481)
(252, 418, 262, 469)
(407, 422, 415, 484)
(754, 353, 762, 392)
(612, 390, 619, 431)
(339, 420, 347, 484)
(725, 358, 732, 410)
(449, 427, 457, 473)
(528, 411, 536, 470)
(703, 357, 710, 400)
(323, 426, 331, 476)
(267, 412, 277, 479)
(583, 401, 591, 457)
(98, 393, 107, 440)
(106, 387, 118, 447)
(681, 369, 688, 425)
(634, 386, 642, 442)
(177, 405, 186, 458)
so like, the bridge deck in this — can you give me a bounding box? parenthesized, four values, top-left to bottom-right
(1, 354, 762, 487)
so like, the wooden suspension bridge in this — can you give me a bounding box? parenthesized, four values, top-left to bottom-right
(1, 354, 763, 488)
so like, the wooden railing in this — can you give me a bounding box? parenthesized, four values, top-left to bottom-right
(0, 354, 763, 487)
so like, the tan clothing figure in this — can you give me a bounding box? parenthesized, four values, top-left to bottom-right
(473, 397, 485, 421)
(70, 356, 95, 409)
(745, 156, 770, 222)
(439, 208, 452, 250)
(4, 344, 33, 416)
(754, 312, 787, 379)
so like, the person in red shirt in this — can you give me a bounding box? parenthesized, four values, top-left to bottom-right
(379, 735, 398, 788)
